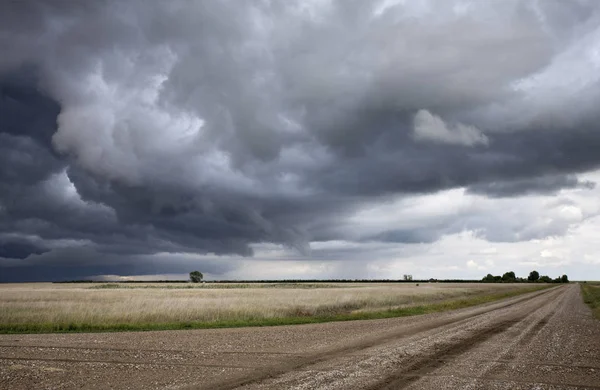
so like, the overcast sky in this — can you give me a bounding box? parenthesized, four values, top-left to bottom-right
(1, 0, 600, 282)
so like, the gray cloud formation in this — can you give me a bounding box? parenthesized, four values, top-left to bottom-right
(1, 0, 600, 280)
(413, 109, 489, 146)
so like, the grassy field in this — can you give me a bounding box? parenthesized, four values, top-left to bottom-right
(0, 282, 550, 333)
(581, 282, 600, 319)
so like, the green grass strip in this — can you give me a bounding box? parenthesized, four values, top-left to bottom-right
(0, 285, 552, 334)
(581, 282, 600, 320)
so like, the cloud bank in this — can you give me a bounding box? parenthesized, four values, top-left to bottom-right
(1, 0, 600, 281)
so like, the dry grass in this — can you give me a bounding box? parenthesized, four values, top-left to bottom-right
(0, 282, 546, 333)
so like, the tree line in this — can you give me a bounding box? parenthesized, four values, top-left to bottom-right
(482, 270, 569, 283)
(187, 270, 569, 284)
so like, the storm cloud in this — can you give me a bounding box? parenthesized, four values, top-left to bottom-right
(2, 0, 600, 281)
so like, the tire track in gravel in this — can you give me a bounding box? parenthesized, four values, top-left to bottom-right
(460, 284, 600, 389)
(252, 286, 566, 390)
(357, 284, 600, 390)
(201, 286, 562, 390)
(368, 293, 561, 390)
(371, 319, 523, 390)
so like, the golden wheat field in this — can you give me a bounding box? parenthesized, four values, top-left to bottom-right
(0, 282, 546, 332)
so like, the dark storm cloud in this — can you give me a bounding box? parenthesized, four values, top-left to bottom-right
(1, 0, 600, 280)
(0, 247, 237, 282)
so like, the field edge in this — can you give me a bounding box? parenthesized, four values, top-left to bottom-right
(581, 282, 600, 319)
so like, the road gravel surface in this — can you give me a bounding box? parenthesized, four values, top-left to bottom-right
(1, 284, 598, 389)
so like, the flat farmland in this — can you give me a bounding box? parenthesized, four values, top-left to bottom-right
(0, 282, 547, 333)
(1, 284, 599, 389)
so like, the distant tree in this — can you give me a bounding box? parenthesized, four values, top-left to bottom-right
(561, 274, 569, 283)
(189, 271, 203, 283)
(528, 270, 540, 282)
(502, 271, 516, 282)
(493, 275, 502, 282)
(482, 274, 495, 283)
(403, 274, 413, 281)
(539, 275, 553, 283)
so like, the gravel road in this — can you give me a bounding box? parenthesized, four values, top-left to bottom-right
(1, 284, 598, 389)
